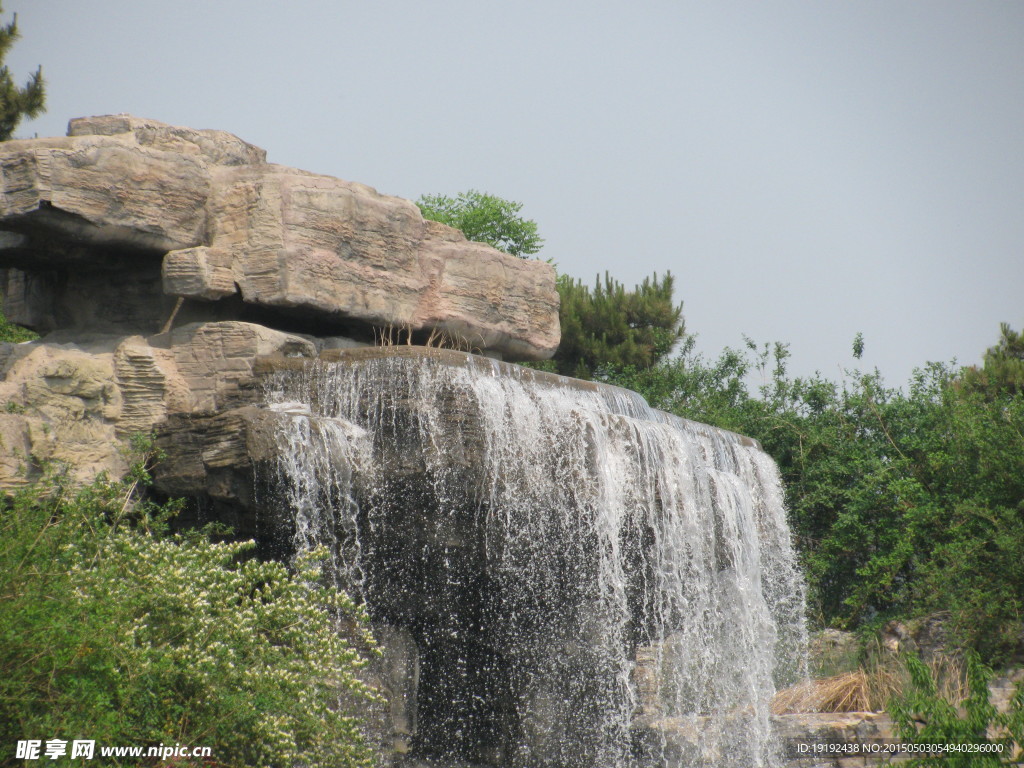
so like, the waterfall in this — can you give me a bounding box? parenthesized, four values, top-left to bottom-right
(261, 349, 807, 768)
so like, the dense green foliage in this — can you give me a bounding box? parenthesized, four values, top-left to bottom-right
(889, 653, 1023, 766)
(416, 190, 543, 258)
(0, 464, 380, 767)
(548, 272, 686, 379)
(601, 328, 1024, 662)
(0, 3, 45, 141)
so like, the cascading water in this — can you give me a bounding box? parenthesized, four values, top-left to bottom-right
(261, 348, 807, 768)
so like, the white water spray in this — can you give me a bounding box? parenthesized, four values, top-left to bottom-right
(263, 350, 807, 768)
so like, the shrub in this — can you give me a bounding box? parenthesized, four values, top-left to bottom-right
(416, 190, 543, 258)
(0, 466, 380, 767)
(0, 308, 37, 343)
(553, 271, 686, 379)
(889, 652, 1023, 767)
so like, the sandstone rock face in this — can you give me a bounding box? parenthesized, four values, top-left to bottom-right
(0, 339, 127, 486)
(0, 113, 560, 492)
(0, 115, 559, 360)
(200, 165, 559, 359)
(0, 122, 213, 252)
(0, 321, 314, 491)
(67, 114, 267, 166)
(167, 321, 316, 411)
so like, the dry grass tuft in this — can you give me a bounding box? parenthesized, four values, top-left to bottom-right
(373, 324, 414, 346)
(773, 670, 874, 714)
(773, 652, 966, 714)
(373, 324, 482, 354)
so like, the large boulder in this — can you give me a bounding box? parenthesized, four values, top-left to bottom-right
(0, 115, 559, 361)
(0, 117, 221, 253)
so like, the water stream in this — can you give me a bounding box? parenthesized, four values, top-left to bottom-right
(262, 350, 807, 768)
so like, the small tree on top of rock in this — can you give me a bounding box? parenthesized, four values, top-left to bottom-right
(0, 4, 45, 141)
(416, 190, 544, 258)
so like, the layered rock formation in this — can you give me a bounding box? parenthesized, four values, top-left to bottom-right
(0, 320, 318, 492)
(0, 115, 559, 489)
(0, 114, 558, 358)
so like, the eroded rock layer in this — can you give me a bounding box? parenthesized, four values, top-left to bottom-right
(0, 115, 559, 360)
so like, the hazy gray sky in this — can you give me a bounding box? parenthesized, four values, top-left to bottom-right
(8, 1, 1023, 384)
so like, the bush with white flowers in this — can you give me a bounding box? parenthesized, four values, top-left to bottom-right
(1, 464, 381, 767)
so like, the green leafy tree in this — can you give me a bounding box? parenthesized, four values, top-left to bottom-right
(416, 189, 543, 258)
(0, 3, 45, 140)
(552, 271, 686, 379)
(0, 465, 381, 767)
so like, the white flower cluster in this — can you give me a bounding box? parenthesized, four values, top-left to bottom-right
(68, 530, 381, 767)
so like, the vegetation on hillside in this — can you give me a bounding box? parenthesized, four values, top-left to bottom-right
(603, 325, 1024, 663)
(889, 652, 1023, 766)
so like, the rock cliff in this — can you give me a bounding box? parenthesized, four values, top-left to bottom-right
(0, 115, 559, 489)
(0, 114, 558, 357)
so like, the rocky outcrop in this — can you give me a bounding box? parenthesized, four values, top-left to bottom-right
(0, 339, 126, 485)
(0, 115, 559, 360)
(631, 711, 904, 768)
(0, 321, 313, 490)
(772, 712, 904, 768)
(0, 114, 560, 489)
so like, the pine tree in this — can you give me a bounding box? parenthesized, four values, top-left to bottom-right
(959, 323, 1024, 396)
(0, 4, 45, 141)
(552, 271, 686, 379)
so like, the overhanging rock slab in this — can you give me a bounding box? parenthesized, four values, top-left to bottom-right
(0, 115, 559, 361)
